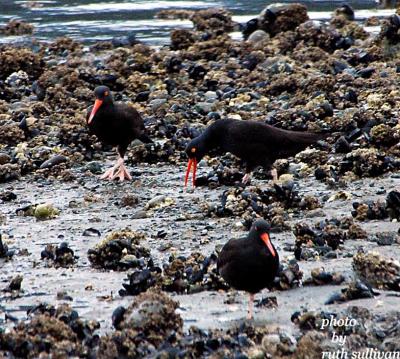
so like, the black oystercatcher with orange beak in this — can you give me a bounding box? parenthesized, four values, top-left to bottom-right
(184, 118, 326, 186)
(87, 86, 152, 181)
(217, 219, 280, 320)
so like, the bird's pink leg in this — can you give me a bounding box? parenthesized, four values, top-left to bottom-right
(100, 149, 132, 181)
(247, 293, 255, 320)
(242, 172, 252, 184)
(271, 168, 278, 182)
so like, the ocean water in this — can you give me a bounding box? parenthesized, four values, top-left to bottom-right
(0, 0, 394, 45)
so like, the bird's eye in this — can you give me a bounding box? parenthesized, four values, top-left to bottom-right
(191, 148, 196, 153)
(104, 91, 109, 96)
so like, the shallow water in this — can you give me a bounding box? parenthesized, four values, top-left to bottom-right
(0, 0, 391, 45)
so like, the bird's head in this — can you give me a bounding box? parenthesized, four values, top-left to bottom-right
(184, 137, 207, 187)
(87, 86, 113, 124)
(251, 219, 276, 257)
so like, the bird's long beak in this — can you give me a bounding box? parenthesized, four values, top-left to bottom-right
(184, 158, 197, 187)
(88, 99, 103, 124)
(261, 233, 276, 257)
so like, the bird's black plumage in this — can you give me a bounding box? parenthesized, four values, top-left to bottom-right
(186, 118, 326, 175)
(86, 86, 150, 158)
(217, 219, 279, 294)
(86, 86, 151, 181)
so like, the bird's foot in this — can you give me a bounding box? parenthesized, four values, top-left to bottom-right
(242, 173, 251, 185)
(112, 163, 132, 182)
(100, 166, 118, 180)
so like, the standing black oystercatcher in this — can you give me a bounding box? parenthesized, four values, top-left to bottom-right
(217, 219, 280, 320)
(184, 119, 326, 186)
(87, 86, 151, 181)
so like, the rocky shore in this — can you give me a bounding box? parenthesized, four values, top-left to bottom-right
(1, 3, 400, 358)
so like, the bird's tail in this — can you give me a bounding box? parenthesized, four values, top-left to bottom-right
(288, 131, 327, 146)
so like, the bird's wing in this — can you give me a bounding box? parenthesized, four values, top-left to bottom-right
(227, 121, 324, 158)
(217, 237, 247, 271)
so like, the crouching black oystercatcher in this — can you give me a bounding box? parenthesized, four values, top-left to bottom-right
(217, 219, 279, 320)
(184, 119, 326, 186)
(86, 86, 152, 181)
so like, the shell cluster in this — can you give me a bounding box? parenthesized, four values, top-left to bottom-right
(205, 182, 321, 230)
(87, 229, 150, 270)
(352, 190, 400, 221)
(120, 252, 229, 296)
(294, 217, 366, 255)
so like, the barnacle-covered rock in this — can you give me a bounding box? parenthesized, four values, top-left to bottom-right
(353, 251, 400, 291)
(0, 234, 14, 259)
(4, 275, 23, 292)
(386, 190, 400, 220)
(206, 182, 319, 230)
(296, 20, 344, 52)
(0, 304, 99, 359)
(170, 29, 196, 50)
(190, 8, 236, 33)
(295, 331, 333, 359)
(0, 46, 43, 79)
(97, 291, 182, 357)
(339, 148, 399, 177)
(120, 252, 229, 296)
(352, 200, 388, 221)
(161, 252, 228, 293)
(46, 36, 83, 55)
(0, 163, 21, 183)
(155, 9, 194, 20)
(119, 267, 162, 296)
(370, 124, 399, 146)
(304, 268, 345, 286)
(272, 259, 303, 290)
(325, 280, 378, 304)
(379, 14, 400, 44)
(0, 19, 34, 35)
(295, 149, 329, 167)
(0, 120, 25, 145)
(258, 4, 309, 37)
(333, 4, 355, 21)
(88, 229, 150, 270)
(294, 220, 347, 251)
(41, 242, 77, 267)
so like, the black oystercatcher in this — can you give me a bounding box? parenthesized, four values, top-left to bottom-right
(87, 86, 151, 181)
(184, 119, 325, 186)
(217, 219, 279, 319)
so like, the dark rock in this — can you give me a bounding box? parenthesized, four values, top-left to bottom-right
(334, 136, 351, 153)
(188, 64, 207, 80)
(334, 4, 355, 21)
(82, 228, 101, 237)
(242, 18, 259, 39)
(0, 191, 17, 201)
(325, 280, 378, 304)
(39, 155, 68, 169)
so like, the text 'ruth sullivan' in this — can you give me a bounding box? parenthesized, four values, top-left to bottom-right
(320, 316, 400, 359)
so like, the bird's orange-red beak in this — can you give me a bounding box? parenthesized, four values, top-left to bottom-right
(261, 233, 276, 257)
(88, 99, 103, 124)
(184, 158, 197, 187)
